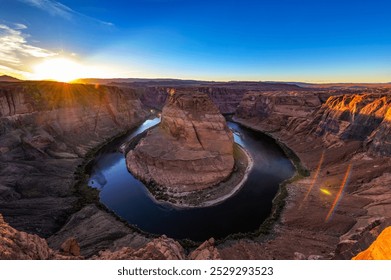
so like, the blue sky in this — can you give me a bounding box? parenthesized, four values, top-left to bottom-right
(1, 0, 391, 82)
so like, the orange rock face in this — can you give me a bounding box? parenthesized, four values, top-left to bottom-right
(0, 214, 81, 259)
(353, 227, 391, 260)
(127, 90, 234, 193)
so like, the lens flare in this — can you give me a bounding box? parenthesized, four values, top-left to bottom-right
(325, 164, 352, 222)
(320, 188, 332, 196)
(299, 151, 324, 209)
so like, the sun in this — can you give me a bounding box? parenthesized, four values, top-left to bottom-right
(32, 58, 83, 82)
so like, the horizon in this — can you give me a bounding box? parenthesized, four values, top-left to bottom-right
(1, 0, 391, 83)
(1, 73, 391, 85)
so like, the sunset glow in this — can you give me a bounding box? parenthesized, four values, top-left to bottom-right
(32, 58, 83, 82)
(1, 0, 391, 82)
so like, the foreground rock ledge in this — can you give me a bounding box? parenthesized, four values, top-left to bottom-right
(126, 90, 236, 200)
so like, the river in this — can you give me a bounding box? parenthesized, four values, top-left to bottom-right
(88, 117, 295, 241)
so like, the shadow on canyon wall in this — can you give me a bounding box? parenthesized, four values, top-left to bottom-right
(1, 80, 390, 259)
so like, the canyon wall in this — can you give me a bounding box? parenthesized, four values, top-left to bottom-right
(0, 82, 148, 237)
(1, 82, 390, 260)
(314, 94, 391, 156)
(353, 226, 391, 260)
(0, 212, 220, 260)
(138, 87, 245, 114)
(226, 91, 391, 259)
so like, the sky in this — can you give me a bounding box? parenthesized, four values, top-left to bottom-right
(0, 0, 391, 82)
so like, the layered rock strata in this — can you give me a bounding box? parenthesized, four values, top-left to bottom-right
(315, 94, 391, 156)
(0, 213, 80, 259)
(353, 226, 391, 260)
(0, 81, 147, 237)
(1, 213, 221, 260)
(126, 90, 234, 193)
(222, 91, 391, 259)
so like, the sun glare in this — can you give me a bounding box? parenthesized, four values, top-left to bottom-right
(33, 58, 83, 82)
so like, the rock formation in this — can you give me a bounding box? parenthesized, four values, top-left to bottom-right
(235, 91, 322, 133)
(0, 213, 81, 259)
(353, 227, 391, 260)
(60, 237, 81, 256)
(2, 80, 391, 260)
(94, 235, 186, 260)
(315, 94, 391, 156)
(127, 90, 234, 193)
(138, 84, 304, 115)
(188, 238, 221, 260)
(1, 212, 221, 260)
(197, 87, 246, 114)
(0, 81, 147, 237)
(230, 90, 391, 259)
(47, 204, 150, 257)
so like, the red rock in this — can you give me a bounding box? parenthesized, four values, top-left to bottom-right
(353, 227, 391, 260)
(127, 90, 234, 193)
(189, 238, 221, 260)
(60, 237, 80, 256)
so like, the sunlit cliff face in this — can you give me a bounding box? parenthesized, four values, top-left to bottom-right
(353, 227, 391, 260)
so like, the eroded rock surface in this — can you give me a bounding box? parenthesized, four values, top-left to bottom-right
(0, 81, 147, 237)
(47, 204, 150, 258)
(0, 213, 80, 259)
(94, 235, 185, 260)
(127, 90, 234, 192)
(315, 94, 391, 156)
(1, 212, 219, 260)
(353, 226, 391, 260)
(188, 238, 221, 260)
(2, 83, 391, 260)
(228, 90, 391, 259)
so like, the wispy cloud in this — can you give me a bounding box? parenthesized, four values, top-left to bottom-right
(18, 0, 114, 27)
(0, 64, 33, 79)
(0, 24, 56, 66)
(14, 23, 28, 30)
(0, 24, 57, 78)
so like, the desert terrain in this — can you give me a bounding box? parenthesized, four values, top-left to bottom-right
(1, 77, 390, 259)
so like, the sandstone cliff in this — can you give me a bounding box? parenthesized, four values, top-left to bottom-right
(0, 81, 147, 238)
(138, 85, 300, 115)
(315, 94, 391, 156)
(353, 226, 391, 260)
(227, 90, 391, 259)
(235, 91, 322, 133)
(127, 90, 234, 193)
(0, 213, 80, 259)
(139, 87, 245, 114)
(1, 212, 221, 260)
(2, 83, 391, 260)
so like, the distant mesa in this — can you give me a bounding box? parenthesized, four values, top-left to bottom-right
(126, 90, 235, 196)
(0, 75, 21, 82)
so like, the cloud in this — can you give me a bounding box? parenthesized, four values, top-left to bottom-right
(0, 64, 33, 79)
(18, 0, 114, 26)
(0, 24, 57, 78)
(14, 23, 28, 30)
(0, 24, 56, 66)
(19, 0, 73, 19)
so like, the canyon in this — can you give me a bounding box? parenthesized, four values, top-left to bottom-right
(0, 80, 390, 259)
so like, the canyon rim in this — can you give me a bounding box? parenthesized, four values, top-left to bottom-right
(1, 79, 390, 260)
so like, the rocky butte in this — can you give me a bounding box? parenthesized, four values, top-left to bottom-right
(126, 89, 235, 198)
